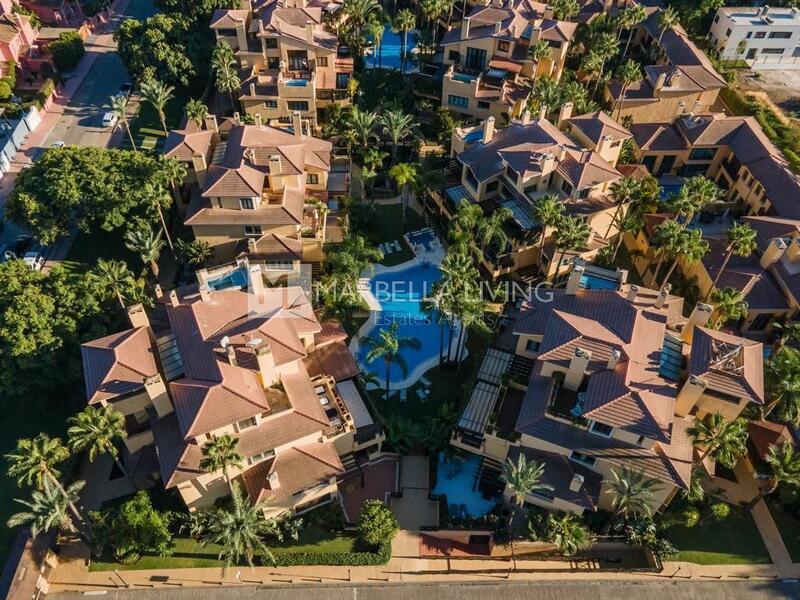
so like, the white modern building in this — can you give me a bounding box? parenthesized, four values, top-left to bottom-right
(709, 6, 800, 69)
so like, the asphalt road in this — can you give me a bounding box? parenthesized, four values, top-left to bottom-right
(48, 580, 800, 600)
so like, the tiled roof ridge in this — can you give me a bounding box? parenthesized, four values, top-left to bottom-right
(293, 443, 344, 472)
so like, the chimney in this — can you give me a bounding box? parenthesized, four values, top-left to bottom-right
(596, 134, 614, 157)
(305, 20, 314, 44)
(564, 347, 591, 391)
(670, 70, 682, 87)
(763, 5, 770, 17)
(655, 72, 666, 92)
(254, 113, 263, 127)
(607, 348, 621, 370)
(268, 153, 282, 175)
(569, 473, 585, 493)
(204, 114, 218, 133)
(495, 21, 501, 35)
(655, 283, 671, 309)
(255, 343, 276, 386)
(538, 104, 548, 120)
(266, 470, 280, 489)
(681, 302, 713, 343)
(198, 284, 210, 302)
(626, 284, 639, 303)
(154, 284, 164, 299)
(566, 264, 584, 295)
(292, 110, 304, 138)
(761, 237, 789, 268)
(126, 303, 150, 329)
(785, 237, 800, 262)
(557, 102, 573, 128)
(676, 100, 687, 116)
(226, 344, 238, 367)
(169, 290, 180, 307)
(540, 152, 556, 176)
(247, 237, 258, 254)
(482, 116, 495, 144)
(461, 18, 471, 40)
(520, 109, 532, 125)
(233, 112, 241, 125)
(248, 264, 265, 296)
(191, 152, 208, 186)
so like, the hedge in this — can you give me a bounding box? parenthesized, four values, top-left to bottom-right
(271, 542, 391, 566)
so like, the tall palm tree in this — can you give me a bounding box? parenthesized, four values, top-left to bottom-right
(614, 60, 642, 121)
(342, 0, 383, 58)
(611, 210, 644, 261)
(762, 441, 800, 496)
(349, 106, 379, 149)
(361, 321, 421, 400)
(658, 227, 709, 289)
(580, 52, 604, 95)
(139, 79, 174, 136)
(419, 0, 439, 37)
(532, 194, 565, 275)
(709, 287, 748, 329)
(200, 434, 244, 490)
(380, 109, 415, 163)
(606, 467, 662, 522)
(657, 6, 679, 47)
(670, 176, 722, 227)
(366, 19, 385, 68)
(772, 321, 800, 354)
(67, 406, 132, 485)
(592, 32, 619, 96)
(212, 41, 242, 111)
(200, 482, 276, 571)
(6, 434, 83, 523)
(765, 347, 800, 424)
(185, 98, 208, 128)
(125, 228, 165, 279)
(160, 156, 188, 213)
(476, 207, 513, 254)
(143, 181, 176, 252)
(620, 4, 647, 60)
(8, 479, 85, 539)
(704, 222, 757, 300)
(530, 76, 562, 118)
(650, 219, 682, 284)
(395, 9, 416, 74)
(551, 215, 591, 283)
(549, 513, 595, 556)
(109, 94, 136, 150)
(606, 176, 639, 240)
(388, 162, 418, 226)
(89, 259, 135, 310)
(500, 453, 553, 531)
(176, 238, 214, 268)
(550, 0, 579, 21)
(528, 41, 551, 90)
(688, 412, 749, 468)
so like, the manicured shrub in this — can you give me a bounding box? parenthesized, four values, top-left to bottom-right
(49, 32, 85, 71)
(0, 79, 12, 100)
(683, 507, 701, 528)
(710, 502, 731, 521)
(356, 500, 399, 548)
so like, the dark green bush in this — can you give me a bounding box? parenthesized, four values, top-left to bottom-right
(271, 542, 391, 566)
(49, 32, 85, 71)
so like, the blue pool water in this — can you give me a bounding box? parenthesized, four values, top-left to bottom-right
(285, 79, 308, 87)
(207, 268, 248, 291)
(464, 129, 483, 143)
(408, 229, 435, 251)
(453, 72, 478, 83)
(365, 25, 418, 71)
(580, 273, 620, 291)
(445, 185, 473, 206)
(356, 262, 445, 385)
(432, 453, 498, 517)
(660, 184, 682, 199)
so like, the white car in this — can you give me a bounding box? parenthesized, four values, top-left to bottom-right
(51, 140, 65, 148)
(23, 252, 44, 271)
(101, 111, 118, 128)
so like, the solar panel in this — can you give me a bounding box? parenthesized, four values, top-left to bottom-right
(659, 334, 683, 381)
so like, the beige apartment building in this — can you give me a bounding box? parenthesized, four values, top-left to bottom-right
(451, 274, 763, 515)
(439, 0, 576, 122)
(81, 272, 383, 516)
(429, 108, 630, 281)
(210, 0, 353, 129)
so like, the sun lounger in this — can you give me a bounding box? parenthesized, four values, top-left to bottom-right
(379, 242, 388, 254)
(392, 240, 402, 252)
(420, 376, 432, 387)
(399, 388, 407, 402)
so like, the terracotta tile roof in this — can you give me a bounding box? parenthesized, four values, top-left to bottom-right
(539, 18, 578, 43)
(557, 151, 621, 190)
(258, 0, 338, 51)
(689, 326, 764, 404)
(566, 111, 632, 145)
(630, 123, 687, 152)
(440, 0, 540, 45)
(210, 8, 249, 28)
(303, 340, 360, 382)
(81, 328, 159, 404)
(246, 232, 303, 261)
(163, 129, 216, 161)
(748, 420, 795, 460)
(186, 185, 305, 226)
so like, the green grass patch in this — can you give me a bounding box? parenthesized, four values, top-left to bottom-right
(369, 204, 425, 267)
(89, 526, 358, 571)
(120, 93, 187, 152)
(664, 503, 771, 565)
(766, 497, 800, 562)
(61, 228, 142, 276)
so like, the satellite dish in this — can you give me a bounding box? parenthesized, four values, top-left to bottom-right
(247, 337, 263, 348)
(220, 336, 230, 348)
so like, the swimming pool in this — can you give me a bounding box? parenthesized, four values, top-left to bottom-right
(355, 261, 449, 387)
(431, 453, 498, 517)
(207, 268, 248, 291)
(365, 25, 418, 71)
(285, 79, 308, 87)
(660, 183, 682, 199)
(407, 229, 436, 252)
(580, 272, 620, 290)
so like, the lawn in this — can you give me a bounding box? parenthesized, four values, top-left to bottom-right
(60, 228, 142, 276)
(89, 526, 358, 571)
(119, 93, 187, 152)
(663, 504, 772, 565)
(369, 204, 425, 267)
(766, 497, 800, 562)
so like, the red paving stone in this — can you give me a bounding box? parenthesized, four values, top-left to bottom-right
(339, 456, 399, 521)
(419, 534, 492, 557)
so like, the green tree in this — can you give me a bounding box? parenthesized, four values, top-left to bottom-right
(8, 479, 85, 539)
(200, 434, 244, 489)
(529, 76, 562, 118)
(89, 259, 136, 310)
(709, 286, 748, 328)
(620, 4, 647, 59)
(528, 40, 551, 90)
(366, 19, 385, 68)
(550, 0, 579, 20)
(669, 176, 722, 226)
(687, 412, 749, 468)
(388, 162, 418, 225)
(356, 499, 399, 548)
(531, 194, 565, 274)
(212, 41, 241, 110)
(614, 60, 642, 120)
(94, 491, 174, 562)
(125, 228, 165, 279)
(185, 98, 208, 128)
(68, 405, 132, 484)
(49, 31, 85, 71)
(349, 106, 379, 150)
(551, 215, 591, 283)
(109, 94, 137, 150)
(501, 453, 553, 531)
(606, 466, 662, 522)
(762, 441, 800, 496)
(385, 415, 419, 453)
(143, 181, 176, 253)
(547, 512, 595, 556)
(176, 238, 214, 267)
(704, 222, 757, 300)
(341, 0, 383, 58)
(395, 9, 416, 74)
(380, 109, 416, 163)
(657, 6, 680, 47)
(139, 78, 174, 136)
(765, 347, 800, 424)
(361, 321, 421, 400)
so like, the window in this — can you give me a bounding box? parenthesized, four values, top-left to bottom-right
(264, 100, 277, 108)
(267, 57, 280, 69)
(248, 449, 275, 465)
(498, 40, 510, 52)
(477, 100, 490, 109)
(317, 56, 328, 67)
(287, 50, 308, 70)
(525, 339, 540, 352)
(769, 31, 792, 39)
(505, 164, 519, 182)
(561, 179, 573, 196)
(725, 28, 731, 37)
(762, 48, 786, 55)
(485, 180, 498, 193)
(569, 451, 597, 467)
(336, 72, 350, 89)
(746, 31, 753, 39)
(689, 147, 716, 161)
(448, 95, 469, 108)
(636, 435, 646, 446)
(237, 416, 257, 431)
(287, 100, 309, 111)
(465, 46, 487, 70)
(589, 421, 614, 437)
(465, 168, 479, 190)
(240, 197, 255, 209)
(448, 49, 460, 62)
(265, 38, 278, 48)
(244, 225, 263, 237)
(306, 173, 319, 185)
(714, 15, 719, 23)
(755, 31, 766, 38)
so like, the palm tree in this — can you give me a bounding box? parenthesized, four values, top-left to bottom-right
(592, 32, 619, 96)
(419, 0, 439, 38)
(620, 4, 647, 60)
(580, 52, 604, 94)
(606, 466, 662, 522)
(529, 76, 562, 118)
(500, 453, 553, 532)
(388, 162, 418, 226)
(528, 40, 551, 90)
(704, 222, 757, 300)
(342, 0, 383, 58)
(476, 207, 512, 254)
(67, 406, 132, 485)
(176, 238, 213, 268)
(551, 215, 591, 284)
(185, 98, 208, 128)
(657, 227, 709, 289)
(549, 513, 595, 556)
(532, 194, 564, 276)
(395, 9, 416, 74)
(688, 412, 749, 468)
(109, 94, 136, 150)
(605, 176, 639, 240)
(709, 287, 748, 329)
(611, 211, 644, 261)
(200, 434, 244, 491)
(670, 176, 722, 227)
(8, 479, 85, 539)
(550, 0, 579, 21)
(380, 109, 415, 163)
(89, 259, 135, 310)
(385, 415, 419, 453)
(139, 79, 174, 136)
(349, 106, 379, 149)
(200, 482, 276, 571)
(125, 228, 165, 279)
(361, 321, 421, 400)
(657, 6, 679, 47)
(160, 156, 188, 212)
(6, 434, 83, 523)
(762, 441, 800, 496)
(773, 321, 800, 353)
(765, 347, 800, 424)
(683, 466, 710, 503)
(212, 41, 242, 111)
(614, 60, 642, 121)
(366, 19, 385, 68)
(143, 181, 176, 253)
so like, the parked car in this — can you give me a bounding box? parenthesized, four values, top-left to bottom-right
(101, 112, 118, 127)
(2, 235, 33, 260)
(50, 140, 66, 148)
(118, 82, 133, 97)
(22, 252, 45, 271)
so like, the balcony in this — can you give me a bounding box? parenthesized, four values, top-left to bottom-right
(312, 375, 355, 437)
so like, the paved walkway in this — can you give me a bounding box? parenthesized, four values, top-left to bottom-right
(390, 456, 438, 530)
